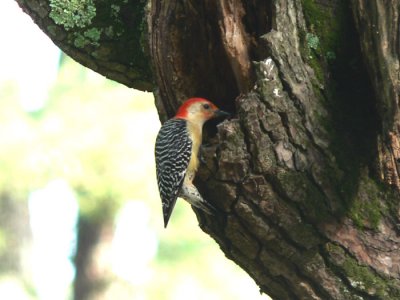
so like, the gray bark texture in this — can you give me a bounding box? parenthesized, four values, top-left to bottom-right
(15, 0, 400, 299)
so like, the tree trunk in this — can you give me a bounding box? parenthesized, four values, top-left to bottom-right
(0, 192, 31, 273)
(16, 0, 400, 299)
(74, 216, 114, 300)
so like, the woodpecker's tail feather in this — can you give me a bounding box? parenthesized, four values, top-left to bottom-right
(163, 197, 178, 228)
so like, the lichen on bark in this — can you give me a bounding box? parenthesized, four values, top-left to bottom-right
(49, 0, 97, 30)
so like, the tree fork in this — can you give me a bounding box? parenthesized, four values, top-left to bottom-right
(14, 0, 400, 298)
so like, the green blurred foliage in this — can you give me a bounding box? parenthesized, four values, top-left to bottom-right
(1, 56, 159, 221)
(0, 56, 268, 300)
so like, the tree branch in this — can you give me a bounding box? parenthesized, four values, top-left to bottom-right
(16, 0, 153, 90)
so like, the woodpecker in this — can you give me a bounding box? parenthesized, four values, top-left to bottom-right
(155, 97, 229, 227)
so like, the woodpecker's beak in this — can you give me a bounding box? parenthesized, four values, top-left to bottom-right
(213, 109, 231, 119)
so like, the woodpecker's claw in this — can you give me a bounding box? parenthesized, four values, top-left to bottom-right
(199, 145, 207, 165)
(194, 199, 217, 215)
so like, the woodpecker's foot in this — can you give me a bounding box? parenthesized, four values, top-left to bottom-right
(180, 182, 217, 214)
(195, 200, 217, 215)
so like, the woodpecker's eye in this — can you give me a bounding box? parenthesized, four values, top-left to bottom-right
(203, 103, 211, 110)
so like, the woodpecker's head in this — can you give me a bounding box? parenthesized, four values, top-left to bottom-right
(175, 98, 229, 125)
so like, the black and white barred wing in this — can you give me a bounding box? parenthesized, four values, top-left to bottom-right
(155, 118, 192, 227)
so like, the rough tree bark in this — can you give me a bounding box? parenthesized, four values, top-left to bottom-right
(16, 0, 400, 299)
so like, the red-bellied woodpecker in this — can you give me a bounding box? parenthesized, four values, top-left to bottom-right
(155, 97, 229, 227)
